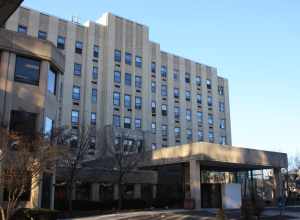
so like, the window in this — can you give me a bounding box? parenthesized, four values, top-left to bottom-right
(74, 63, 82, 76)
(162, 124, 168, 136)
(185, 90, 191, 101)
(72, 86, 80, 100)
(161, 85, 168, 96)
(57, 36, 65, 49)
(113, 92, 120, 106)
(219, 102, 225, 112)
(38, 30, 47, 40)
(48, 67, 57, 95)
(151, 62, 156, 73)
(151, 81, 156, 93)
(208, 96, 213, 107)
(124, 117, 131, 128)
(44, 117, 53, 137)
(71, 110, 79, 124)
(92, 88, 97, 103)
(113, 115, 120, 127)
(174, 127, 181, 139)
(174, 88, 180, 98)
(135, 118, 141, 128)
(135, 56, 142, 68)
(93, 45, 99, 58)
(135, 96, 142, 109)
(186, 109, 191, 121)
(208, 131, 214, 143)
(208, 114, 214, 125)
(92, 66, 98, 80)
(18, 25, 27, 34)
(197, 130, 204, 141)
(173, 69, 179, 81)
(161, 104, 168, 116)
(151, 143, 157, 150)
(197, 111, 203, 123)
(125, 52, 132, 65)
(161, 65, 167, 78)
(196, 76, 201, 86)
(220, 136, 226, 145)
(174, 107, 180, 120)
(151, 101, 156, 113)
(91, 112, 96, 125)
(75, 41, 83, 54)
(135, 76, 142, 88)
(196, 94, 202, 104)
(185, 72, 191, 83)
(114, 49, 121, 62)
(15, 56, 40, 85)
(123, 73, 131, 86)
(220, 119, 225, 129)
(206, 79, 212, 89)
(218, 86, 224, 95)
(114, 71, 121, 83)
(187, 129, 192, 141)
(124, 94, 131, 108)
(151, 122, 156, 134)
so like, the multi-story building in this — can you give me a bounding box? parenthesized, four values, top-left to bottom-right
(0, 5, 288, 211)
(4, 6, 231, 156)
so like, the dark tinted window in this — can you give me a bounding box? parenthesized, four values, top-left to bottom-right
(14, 56, 40, 85)
(48, 67, 57, 94)
(18, 25, 27, 34)
(38, 30, 47, 40)
(9, 110, 37, 135)
(57, 36, 65, 49)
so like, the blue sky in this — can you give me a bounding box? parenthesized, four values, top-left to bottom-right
(23, 0, 300, 157)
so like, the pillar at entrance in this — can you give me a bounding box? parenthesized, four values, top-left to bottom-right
(273, 168, 282, 204)
(152, 185, 157, 199)
(189, 160, 201, 209)
(90, 183, 100, 201)
(113, 184, 119, 200)
(133, 184, 141, 199)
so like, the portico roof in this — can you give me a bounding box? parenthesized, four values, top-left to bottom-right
(141, 142, 288, 171)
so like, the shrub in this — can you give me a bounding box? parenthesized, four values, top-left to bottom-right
(11, 208, 59, 220)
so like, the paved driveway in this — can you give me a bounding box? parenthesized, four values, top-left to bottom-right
(61, 207, 300, 220)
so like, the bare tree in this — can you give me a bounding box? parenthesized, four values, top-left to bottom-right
(56, 127, 92, 214)
(106, 130, 145, 210)
(0, 130, 63, 220)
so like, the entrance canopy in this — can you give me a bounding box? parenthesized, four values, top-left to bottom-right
(141, 142, 288, 171)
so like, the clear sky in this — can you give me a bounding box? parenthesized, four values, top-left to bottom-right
(23, 0, 300, 157)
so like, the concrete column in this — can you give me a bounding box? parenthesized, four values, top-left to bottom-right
(90, 183, 100, 201)
(152, 185, 157, 199)
(133, 184, 141, 199)
(30, 175, 42, 208)
(72, 183, 76, 200)
(50, 174, 56, 209)
(113, 184, 119, 200)
(273, 168, 282, 203)
(189, 160, 201, 209)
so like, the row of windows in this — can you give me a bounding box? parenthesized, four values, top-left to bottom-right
(17, 25, 100, 58)
(113, 92, 142, 109)
(71, 110, 97, 125)
(151, 132, 227, 150)
(72, 86, 98, 104)
(114, 71, 142, 88)
(73, 63, 98, 81)
(114, 50, 142, 68)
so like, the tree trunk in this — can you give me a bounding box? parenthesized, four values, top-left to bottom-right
(66, 183, 73, 216)
(0, 206, 6, 220)
(118, 183, 123, 210)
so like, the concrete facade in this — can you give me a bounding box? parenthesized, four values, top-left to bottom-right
(5, 6, 231, 156)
